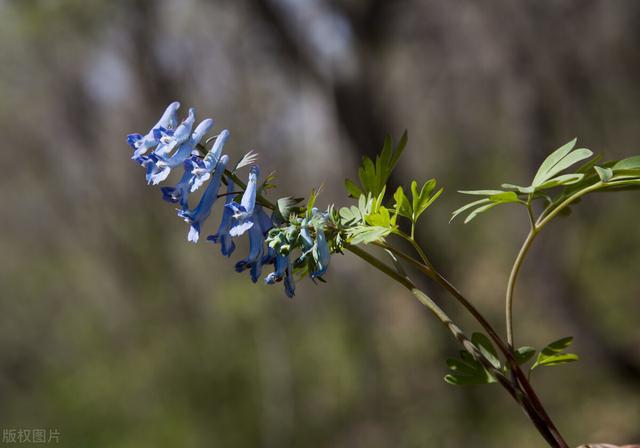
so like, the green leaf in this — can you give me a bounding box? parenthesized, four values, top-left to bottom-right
(358, 194, 373, 217)
(531, 336, 579, 371)
(532, 139, 577, 185)
(613, 155, 640, 171)
(544, 336, 574, 352)
(372, 186, 387, 213)
(450, 198, 491, 222)
(459, 189, 506, 196)
(393, 186, 412, 219)
(347, 225, 391, 245)
(305, 188, 320, 218)
(464, 202, 501, 224)
(352, 132, 408, 197)
(275, 197, 301, 222)
(501, 183, 535, 194)
(533, 353, 579, 367)
(489, 191, 520, 202)
(537, 148, 592, 184)
(514, 346, 536, 365)
(446, 358, 479, 376)
(410, 180, 421, 213)
(358, 157, 377, 195)
(345, 178, 363, 198)
(534, 173, 584, 190)
(365, 206, 394, 228)
(444, 349, 496, 386)
(339, 205, 363, 225)
(412, 179, 442, 220)
(471, 332, 501, 369)
(594, 166, 613, 182)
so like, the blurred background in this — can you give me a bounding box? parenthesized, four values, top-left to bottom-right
(1, 0, 640, 446)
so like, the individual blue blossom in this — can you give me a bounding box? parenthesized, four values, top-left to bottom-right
(234, 204, 273, 283)
(207, 179, 237, 257)
(265, 253, 295, 297)
(234, 222, 266, 283)
(152, 108, 195, 157)
(227, 166, 259, 237)
(147, 118, 214, 185)
(178, 155, 229, 243)
(160, 157, 199, 210)
(191, 129, 230, 192)
(128, 101, 180, 158)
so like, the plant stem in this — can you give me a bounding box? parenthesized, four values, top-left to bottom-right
(506, 181, 604, 347)
(505, 227, 538, 347)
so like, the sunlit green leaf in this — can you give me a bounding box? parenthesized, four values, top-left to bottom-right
(459, 189, 506, 196)
(450, 198, 491, 222)
(613, 155, 640, 171)
(533, 353, 579, 367)
(534, 173, 584, 190)
(345, 178, 363, 198)
(531, 137, 592, 187)
(347, 225, 391, 244)
(393, 186, 412, 219)
(348, 132, 408, 198)
(501, 183, 535, 194)
(531, 336, 579, 371)
(464, 202, 501, 224)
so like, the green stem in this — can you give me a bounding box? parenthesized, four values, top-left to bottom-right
(395, 230, 433, 268)
(505, 227, 538, 347)
(506, 181, 604, 347)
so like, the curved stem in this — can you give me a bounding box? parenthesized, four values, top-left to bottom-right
(506, 227, 538, 347)
(394, 230, 433, 268)
(506, 181, 605, 347)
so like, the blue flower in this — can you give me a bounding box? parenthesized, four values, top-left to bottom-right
(231, 205, 272, 283)
(160, 157, 198, 210)
(227, 166, 259, 237)
(152, 107, 195, 157)
(178, 155, 229, 243)
(234, 222, 266, 283)
(207, 179, 237, 257)
(191, 129, 230, 192)
(147, 118, 214, 185)
(128, 102, 180, 158)
(265, 253, 295, 298)
(233, 205, 273, 283)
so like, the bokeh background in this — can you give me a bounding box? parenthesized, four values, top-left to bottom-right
(1, 0, 640, 446)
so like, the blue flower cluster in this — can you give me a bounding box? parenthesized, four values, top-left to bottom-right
(128, 102, 334, 297)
